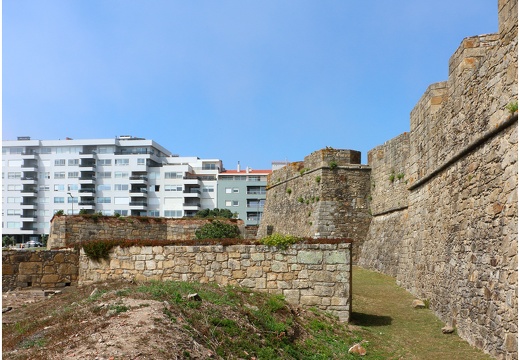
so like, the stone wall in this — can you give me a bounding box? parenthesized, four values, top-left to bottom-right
(359, 1, 518, 358)
(48, 215, 245, 249)
(257, 148, 371, 262)
(2, 249, 79, 291)
(79, 242, 353, 322)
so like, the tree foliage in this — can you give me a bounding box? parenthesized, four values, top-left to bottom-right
(195, 208, 234, 219)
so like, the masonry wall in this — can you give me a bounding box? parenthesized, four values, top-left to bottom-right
(2, 249, 79, 291)
(257, 148, 371, 262)
(48, 215, 245, 249)
(79, 242, 353, 322)
(359, 1, 518, 358)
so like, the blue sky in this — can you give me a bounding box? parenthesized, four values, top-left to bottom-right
(3, 1, 498, 170)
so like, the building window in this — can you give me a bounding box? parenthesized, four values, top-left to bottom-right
(148, 210, 160, 217)
(97, 184, 111, 191)
(7, 197, 21, 203)
(7, 222, 21, 229)
(68, 184, 79, 191)
(7, 209, 22, 215)
(225, 200, 232, 207)
(137, 158, 145, 165)
(203, 187, 214, 193)
(114, 184, 129, 191)
(68, 172, 79, 178)
(54, 159, 66, 166)
(165, 185, 182, 192)
(54, 172, 66, 179)
(98, 159, 112, 166)
(164, 210, 182, 218)
(39, 185, 50, 191)
(38, 197, 49, 204)
(114, 210, 128, 216)
(115, 159, 129, 166)
(248, 176, 261, 182)
(165, 172, 183, 179)
(225, 188, 232, 194)
(68, 197, 78, 203)
(233, 200, 239, 206)
(202, 163, 217, 170)
(54, 184, 65, 191)
(97, 197, 111, 204)
(233, 188, 239, 193)
(7, 185, 22, 191)
(54, 197, 65, 203)
(39, 172, 50, 179)
(8, 172, 21, 179)
(114, 171, 129, 178)
(68, 159, 79, 166)
(98, 172, 112, 178)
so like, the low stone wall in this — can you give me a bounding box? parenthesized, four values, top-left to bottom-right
(79, 242, 353, 322)
(48, 215, 245, 249)
(2, 249, 79, 291)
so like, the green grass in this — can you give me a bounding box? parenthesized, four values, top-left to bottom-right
(350, 266, 493, 359)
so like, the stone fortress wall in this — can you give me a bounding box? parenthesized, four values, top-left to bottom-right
(260, 1, 517, 358)
(47, 215, 247, 249)
(257, 148, 371, 262)
(359, 1, 517, 358)
(79, 242, 353, 322)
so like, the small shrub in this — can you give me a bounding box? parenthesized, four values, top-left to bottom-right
(195, 220, 241, 239)
(260, 233, 301, 249)
(298, 197, 304, 203)
(315, 175, 321, 183)
(55, 210, 65, 216)
(397, 173, 405, 180)
(329, 161, 338, 170)
(79, 209, 89, 215)
(506, 101, 518, 114)
(286, 188, 292, 195)
(82, 240, 118, 260)
(389, 173, 395, 182)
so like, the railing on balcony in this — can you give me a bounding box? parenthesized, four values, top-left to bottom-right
(183, 189, 201, 194)
(79, 188, 96, 193)
(79, 164, 96, 168)
(183, 203, 201, 208)
(79, 201, 96, 206)
(21, 164, 38, 168)
(129, 201, 148, 206)
(129, 175, 148, 181)
(130, 188, 148, 194)
(246, 204, 265, 209)
(21, 189, 38, 193)
(79, 176, 96, 180)
(20, 201, 37, 206)
(247, 190, 266, 195)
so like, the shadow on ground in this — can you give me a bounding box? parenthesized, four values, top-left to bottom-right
(350, 312, 392, 327)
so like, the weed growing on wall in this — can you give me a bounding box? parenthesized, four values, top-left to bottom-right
(506, 100, 518, 114)
(260, 233, 301, 249)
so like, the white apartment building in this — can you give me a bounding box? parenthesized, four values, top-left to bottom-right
(2, 136, 222, 243)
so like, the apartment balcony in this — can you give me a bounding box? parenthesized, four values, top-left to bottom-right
(20, 225, 38, 234)
(79, 188, 96, 196)
(78, 200, 96, 209)
(129, 201, 148, 210)
(79, 163, 96, 171)
(20, 215, 37, 222)
(21, 163, 38, 171)
(20, 151, 38, 159)
(183, 176, 202, 186)
(79, 176, 96, 184)
(183, 189, 201, 198)
(129, 175, 148, 184)
(21, 192, 38, 199)
(79, 151, 96, 158)
(20, 202, 38, 210)
(21, 176, 37, 185)
(21, 188, 38, 194)
(183, 202, 201, 210)
(129, 188, 148, 197)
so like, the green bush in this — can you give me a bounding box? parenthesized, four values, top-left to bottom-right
(81, 240, 118, 261)
(195, 220, 241, 239)
(329, 161, 338, 170)
(260, 233, 301, 249)
(286, 188, 292, 195)
(315, 175, 321, 183)
(506, 101, 518, 114)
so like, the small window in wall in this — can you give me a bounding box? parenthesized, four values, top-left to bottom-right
(232, 200, 239, 206)
(225, 200, 232, 207)
(225, 188, 232, 194)
(233, 188, 239, 193)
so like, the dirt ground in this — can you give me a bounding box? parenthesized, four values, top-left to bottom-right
(2, 285, 218, 360)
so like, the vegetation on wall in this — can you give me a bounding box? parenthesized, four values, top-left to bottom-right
(260, 233, 302, 249)
(195, 220, 241, 240)
(195, 208, 234, 219)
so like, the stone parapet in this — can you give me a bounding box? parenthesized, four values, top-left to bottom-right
(79, 242, 353, 322)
